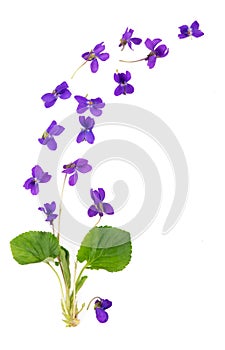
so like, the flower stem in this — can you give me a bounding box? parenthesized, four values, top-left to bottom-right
(119, 57, 147, 63)
(52, 223, 55, 236)
(72, 260, 78, 318)
(94, 216, 101, 227)
(46, 262, 67, 314)
(87, 296, 101, 310)
(75, 262, 89, 292)
(57, 174, 67, 241)
(71, 61, 88, 79)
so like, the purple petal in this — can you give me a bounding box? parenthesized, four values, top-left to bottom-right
(46, 213, 58, 222)
(93, 42, 105, 55)
(98, 53, 110, 61)
(178, 33, 188, 39)
(88, 205, 99, 217)
(32, 165, 43, 179)
(44, 202, 54, 214)
(126, 84, 134, 94)
(179, 25, 189, 34)
(74, 95, 88, 104)
(55, 81, 69, 93)
(190, 21, 199, 31)
(46, 120, 57, 133)
(155, 44, 169, 57)
(76, 131, 86, 143)
(85, 116, 95, 129)
(23, 178, 33, 190)
(125, 71, 131, 82)
(128, 41, 133, 50)
(91, 189, 101, 205)
(91, 59, 99, 73)
(114, 73, 120, 83)
(79, 115, 87, 127)
(85, 130, 95, 144)
(59, 89, 72, 100)
(82, 51, 91, 60)
(77, 163, 92, 173)
(38, 206, 45, 213)
(152, 38, 162, 48)
(192, 30, 204, 38)
(98, 188, 105, 201)
(130, 37, 142, 45)
(95, 308, 108, 323)
(145, 38, 154, 50)
(31, 183, 39, 195)
(75, 158, 88, 167)
(147, 55, 157, 69)
(38, 137, 49, 146)
(114, 85, 123, 96)
(77, 105, 89, 114)
(90, 107, 102, 117)
(47, 137, 57, 151)
(69, 172, 78, 186)
(103, 203, 114, 215)
(50, 124, 65, 136)
(41, 93, 57, 108)
(40, 172, 51, 183)
(101, 299, 112, 309)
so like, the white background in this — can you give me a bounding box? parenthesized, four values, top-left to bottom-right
(1, 0, 225, 349)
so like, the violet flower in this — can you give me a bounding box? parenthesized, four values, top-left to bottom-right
(82, 42, 109, 73)
(114, 71, 134, 96)
(119, 27, 142, 50)
(38, 201, 58, 224)
(74, 95, 105, 116)
(145, 38, 169, 69)
(41, 82, 72, 108)
(88, 188, 114, 217)
(94, 298, 112, 323)
(178, 21, 204, 39)
(62, 158, 92, 186)
(38, 120, 65, 150)
(23, 165, 51, 195)
(77, 116, 95, 144)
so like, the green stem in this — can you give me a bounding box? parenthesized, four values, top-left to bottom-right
(72, 260, 78, 318)
(46, 262, 67, 314)
(75, 261, 89, 292)
(57, 174, 67, 241)
(119, 57, 147, 63)
(71, 60, 88, 79)
(94, 216, 101, 227)
(87, 296, 101, 310)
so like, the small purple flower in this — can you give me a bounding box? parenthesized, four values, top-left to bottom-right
(178, 21, 204, 39)
(77, 116, 95, 144)
(114, 70, 134, 96)
(82, 42, 109, 73)
(38, 201, 58, 224)
(62, 158, 92, 186)
(119, 27, 142, 51)
(88, 188, 114, 217)
(41, 81, 72, 108)
(74, 95, 105, 116)
(145, 38, 169, 69)
(94, 298, 112, 323)
(38, 120, 65, 150)
(23, 165, 51, 195)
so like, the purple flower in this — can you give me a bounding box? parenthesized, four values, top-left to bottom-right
(38, 201, 58, 224)
(41, 81, 72, 108)
(119, 27, 142, 51)
(62, 158, 92, 186)
(74, 95, 105, 116)
(38, 120, 65, 150)
(77, 116, 95, 144)
(145, 38, 169, 69)
(23, 165, 51, 195)
(82, 42, 109, 73)
(88, 188, 114, 217)
(94, 298, 112, 323)
(178, 21, 204, 39)
(114, 70, 134, 96)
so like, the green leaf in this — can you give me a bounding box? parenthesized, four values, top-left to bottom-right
(76, 275, 88, 293)
(77, 226, 132, 272)
(59, 246, 71, 289)
(10, 231, 60, 265)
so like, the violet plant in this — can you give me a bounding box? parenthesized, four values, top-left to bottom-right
(10, 21, 204, 327)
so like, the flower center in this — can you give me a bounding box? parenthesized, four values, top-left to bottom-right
(88, 52, 96, 61)
(42, 131, 49, 139)
(187, 28, 192, 36)
(65, 162, 76, 169)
